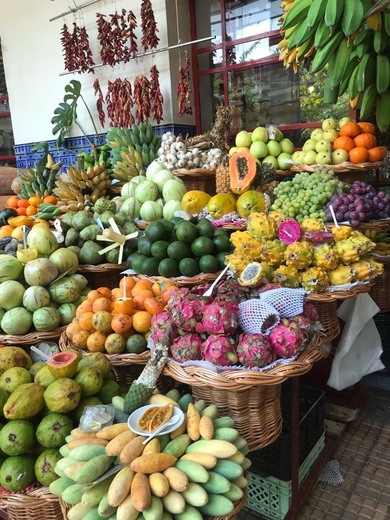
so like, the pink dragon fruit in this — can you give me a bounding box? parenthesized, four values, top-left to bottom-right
(150, 311, 178, 346)
(268, 319, 307, 358)
(302, 302, 319, 323)
(202, 334, 238, 366)
(170, 334, 203, 363)
(167, 288, 204, 333)
(197, 301, 239, 335)
(236, 333, 276, 368)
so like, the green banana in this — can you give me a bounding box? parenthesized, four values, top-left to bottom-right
(341, 0, 364, 37)
(306, 0, 327, 29)
(355, 38, 373, 59)
(339, 56, 359, 94)
(282, 0, 313, 30)
(384, 13, 390, 37)
(310, 31, 344, 73)
(359, 84, 377, 120)
(323, 79, 339, 104)
(324, 0, 345, 33)
(373, 29, 389, 53)
(314, 20, 332, 48)
(376, 54, 390, 94)
(348, 65, 360, 100)
(376, 91, 390, 132)
(356, 53, 376, 92)
(297, 36, 315, 59)
(353, 27, 372, 47)
(287, 20, 315, 49)
(328, 37, 353, 88)
(375, 232, 390, 242)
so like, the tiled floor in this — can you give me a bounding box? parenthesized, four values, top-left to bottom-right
(239, 376, 390, 520)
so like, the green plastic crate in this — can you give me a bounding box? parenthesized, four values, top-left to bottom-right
(246, 433, 325, 520)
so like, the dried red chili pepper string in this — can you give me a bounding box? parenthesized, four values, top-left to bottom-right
(134, 75, 151, 124)
(96, 12, 114, 66)
(140, 0, 160, 51)
(60, 23, 78, 72)
(150, 65, 164, 124)
(104, 79, 135, 127)
(76, 25, 95, 73)
(177, 52, 193, 116)
(128, 10, 138, 59)
(93, 79, 106, 127)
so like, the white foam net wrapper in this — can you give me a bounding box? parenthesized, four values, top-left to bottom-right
(238, 299, 280, 335)
(318, 459, 344, 486)
(259, 288, 306, 318)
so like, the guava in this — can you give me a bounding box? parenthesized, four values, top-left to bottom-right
(35, 412, 73, 448)
(47, 351, 79, 379)
(0, 367, 32, 394)
(0, 420, 35, 455)
(44, 378, 81, 413)
(34, 366, 57, 388)
(77, 352, 112, 379)
(73, 367, 104, 397)
(0, 454, 36, 491)
(34, 448, 62, 486)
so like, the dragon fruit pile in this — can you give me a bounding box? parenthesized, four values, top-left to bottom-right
(150, 280, 322, 369)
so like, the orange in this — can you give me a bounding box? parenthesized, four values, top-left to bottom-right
(132, 279, 153, 294)
(111, 313, 133, 334)
(0, 225, 15, 238)
(78, 311, 95, 332)
(65, 321, 82, 340)
(26, 205, 38, 216)
(132, 311, 152, 333)
(152, 281, 162, 297)
(111, 287, 123, 301)
(333, 136, 355, 153)
(43, 195, 59, 205)
(339, 122, 361, 138)
(28, 196, 43, 206)
(6, 196, 19, 209)
(16, 207, 27, 215)
(87, 331, 107, 352)
(357, 122, 376, 134)
(96, 287, 112, 299)
(133, 290, 154, 310)
(144, 297, 165, 315)
(92, 297, 113, 313)
(367, 146, 387, 162)
(161, 285, 179, 304)
(113, 297, 134, 315)
(87, 289, 108, 304)
(17, 198, 29, 208)
(76, 301, 93, 318)
(119, 276, 136, 294)
(349, 146, 369, 164)
(353, 133, 376, 149)
(71, 330, 90, 349)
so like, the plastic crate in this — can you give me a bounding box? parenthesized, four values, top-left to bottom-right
(374, 313, 390, 375)
(247, 384, 324, 480)
(246, 433, 325, 520)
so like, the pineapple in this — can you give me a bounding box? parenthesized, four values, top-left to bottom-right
(216, 155, 231, 194)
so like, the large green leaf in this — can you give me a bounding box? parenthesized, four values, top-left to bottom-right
(51, 80, 82, 146)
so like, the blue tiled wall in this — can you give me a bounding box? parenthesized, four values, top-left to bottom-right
(14, 124, 196, 170)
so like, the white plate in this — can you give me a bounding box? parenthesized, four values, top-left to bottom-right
(128, 404, 184, 436)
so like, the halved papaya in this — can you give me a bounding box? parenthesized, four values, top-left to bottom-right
(229, 151, 257, 195)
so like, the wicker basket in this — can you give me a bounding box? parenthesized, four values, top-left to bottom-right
(173, 168, 216, 195)
(0, 486, 66, 520)
(135, 272, 221, 287)
(163, 336, 323, 452)
(290, 161, 384, 174)
(326, 220, 390, 233)
(0, 326, 66, 346)
(312, 300, 340, 342)
(77, 263, 128, 290)
(370, 267, 390, 312)
(305, 282, 373, 302)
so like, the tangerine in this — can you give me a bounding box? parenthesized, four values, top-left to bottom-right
(339, 121, 361, 138)
(26, 206, 38, 216)
(353, 133, 377, 149)
(78, 311, 95, 332)
(144, 297, 165, 315)
(104, 333, 126, 354)
(119, 276, 136, 294)
(96, 287, 112, 299)
(113, 297, 134, 315)
(132, 279, 153, 294)
(76, 301, 93, 318)
(43, 195, 59, 205)
(87, 331, 107, 352)
(349, 146, 369, 164)
(357, 122, 376, 134)
(333, 135, 355, 152)
(65, 321, 82, 340)
(17, 198, 29, 208)
(92, 297, 113, 313)
(367, 146, 387, 162)
(111, 288, 123, 301)
(132, 311, 152, 333)
(87, 289, 107, 304)
(6, 196, 19, 209)
(28, 196, 43, 206)
(133, 290, 154, 310)
(111, 313, 133, 334)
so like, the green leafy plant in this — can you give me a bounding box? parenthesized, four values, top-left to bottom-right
(51, 79, 102, 149)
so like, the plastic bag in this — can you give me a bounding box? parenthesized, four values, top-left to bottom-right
(327, 293, 384, 391)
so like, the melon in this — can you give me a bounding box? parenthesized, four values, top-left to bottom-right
(47, 352, 79, 379)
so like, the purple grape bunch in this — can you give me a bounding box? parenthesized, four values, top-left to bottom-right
(326, 181, 390, 227)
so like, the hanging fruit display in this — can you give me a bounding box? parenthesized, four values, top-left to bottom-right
(279, 0, 390, 131)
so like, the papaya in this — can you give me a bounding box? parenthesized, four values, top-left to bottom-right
(236, 190, 266, 218)
(229, 151, 257, 195)
(181, 191, 211, 216)
(207, 193, 236, 219)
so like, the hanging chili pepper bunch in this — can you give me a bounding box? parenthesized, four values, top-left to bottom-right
(105, 78, 134, 128)
(140, 0, 160, 51)
(150, 65, 164, 124)
(60, 22, 95, 73)
(177, 52, 193, 117)
(134, 75, 151, 124)
(93, 79, 105, 127)
(127, 10, 138, 59)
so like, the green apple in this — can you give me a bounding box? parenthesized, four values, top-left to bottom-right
(310, 128, 324, 141)
(237, 146, 250, 153)
(249, 140, 268, 159)
(251, 126, 268, 143)
(262, 155, 279, 169)
(235, 130, 252, 148)
(277, 152, 293, 170)
(267, 140, 282, 157)
(229, 146, 238, 156)
(338, 116, 352, 129)
(332, 149, 349, 164)
(292, 151, 305, 163)
(322, 117, 338, 131)
(315, 151, 331, 164)
(315, 139, 332, 153)
(280, 138, 295, 154)
(323, 128, 339, 143)
(302, 139, 317, 152)
(303, 150, 317, 165)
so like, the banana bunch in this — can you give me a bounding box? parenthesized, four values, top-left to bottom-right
(368, 230, 390, 255)
(18, 153, 62, 200)
(77, 144, 112, 174)
(279, 0, 390, 131)
(107, 123, 161, 185)
(53, 163, 111, 211)
(34, 203, 63, 220)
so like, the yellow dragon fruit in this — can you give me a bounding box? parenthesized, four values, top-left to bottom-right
(361, 256, 384, 276)
(284, 240, 314, 270)
(247, 212, 277, 241)
(300, 267, 330, 292)
(230, 231, 263, 261)
(224, 252, 250, 276)
(349, 231, 376, 255)
(334, 239, 361, 264)
(313, 244, 339, 271)
(328, 264, 355, 286)
(272, 265, 301, 288)
(268, 211, 287, 225)
(331, 225, 352, 241)
(259, 240, 286, 266)
(300, 218, 324, 232)
(350, 260, 375, 282)
(239, 261, 273, 287)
